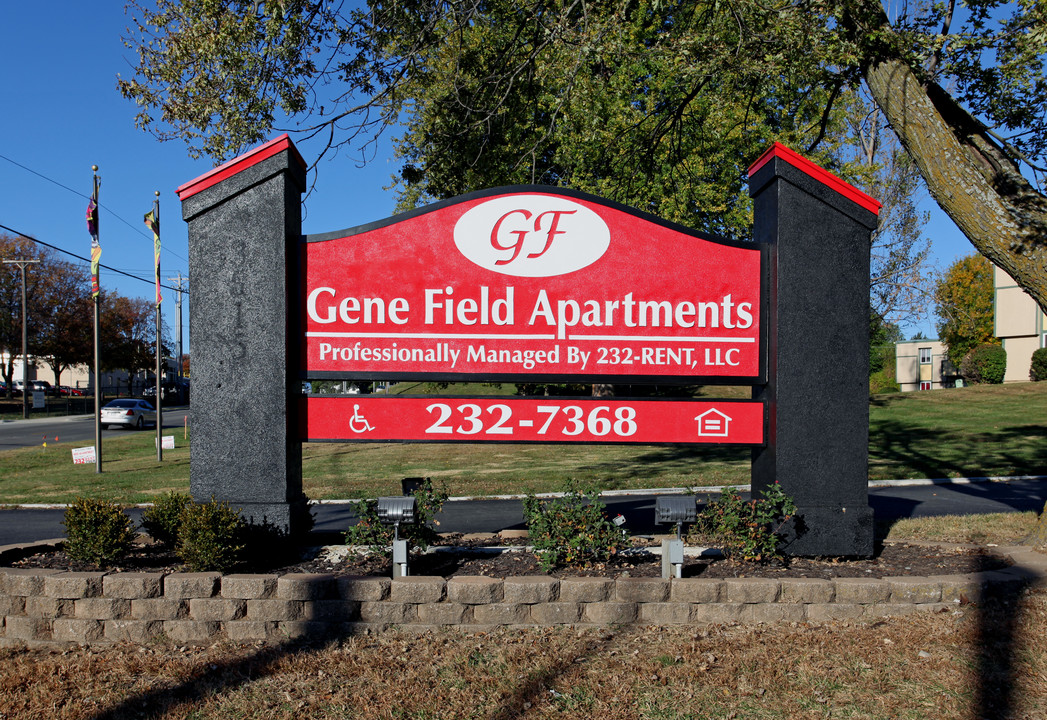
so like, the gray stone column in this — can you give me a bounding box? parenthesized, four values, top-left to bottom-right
(749, 145, 880, 557)
(178, 136, 309, 533)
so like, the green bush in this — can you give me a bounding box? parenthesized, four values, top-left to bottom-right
(960, 343, 1007, 384)
(62, 497, 137, 567)
(176, 498, 245, 572)
(693, 483, 797, 563)
(344, 478, 449, 551)
(869, 369, 901, 394)
(141, 492, 192, 548)
(1031, 347, 1047, 381)
(522, 481, 625, 572)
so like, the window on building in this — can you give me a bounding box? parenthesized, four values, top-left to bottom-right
(920, 381, 932, 391)
(919, 347, 932, 364)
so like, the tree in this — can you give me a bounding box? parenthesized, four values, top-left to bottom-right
(845, 94, 934, 327)
(119, 0, 1045, 318)
(0, 234, 42, 396)
(0, 234, 90, 395)
(34, 259, 93, 387)
(934, 254, 998, 368)
(93, 292, 170, 393)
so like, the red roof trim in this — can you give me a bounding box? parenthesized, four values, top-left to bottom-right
(748, 142, 881, 216)
(176, 134, 306, 201)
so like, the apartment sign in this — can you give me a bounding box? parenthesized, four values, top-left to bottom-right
(303, 189, 762, 382)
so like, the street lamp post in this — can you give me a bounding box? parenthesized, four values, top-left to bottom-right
(2, 258, 39, 419)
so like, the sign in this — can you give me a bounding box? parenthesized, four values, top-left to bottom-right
(72, 446, 96, 464)
(32, 391, 45, 409)
(155, 435, 176, 450)
(303, 189, 762, 382)
(303, 397, 763, 445)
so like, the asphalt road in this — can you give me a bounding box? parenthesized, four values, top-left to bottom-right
(1, 478, 1044, 547)
(0, 408, 190, 450)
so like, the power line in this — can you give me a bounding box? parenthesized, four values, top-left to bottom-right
(0, 221, 188, 296)
(0, 151, 189, 265)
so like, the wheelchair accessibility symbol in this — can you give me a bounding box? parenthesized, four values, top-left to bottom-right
(349, 404, 375, 433)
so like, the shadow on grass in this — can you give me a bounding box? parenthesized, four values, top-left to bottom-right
(869, 417, 1047, 481)
(83, 552, 1039, 720)
(973, 554, 1032, 720)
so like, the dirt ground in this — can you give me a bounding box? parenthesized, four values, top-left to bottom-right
(6, 534, 1013, 580)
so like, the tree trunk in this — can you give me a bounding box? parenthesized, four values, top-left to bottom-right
(862, 58, 1047, 318)
(856, 9, 1047, 543)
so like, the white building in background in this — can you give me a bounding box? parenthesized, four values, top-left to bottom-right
(1, 352, 177, 395)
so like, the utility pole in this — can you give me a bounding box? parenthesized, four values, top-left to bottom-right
(88, 165, 103, 473)
(2, 258, 39, 419)
(149, 191, 163, 462)
(167, 271, 188, 382)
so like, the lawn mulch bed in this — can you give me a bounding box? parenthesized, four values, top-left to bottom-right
(5, 535, 1012, 580)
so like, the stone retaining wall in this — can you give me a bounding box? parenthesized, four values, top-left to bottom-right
(4, 547, 1045, 647)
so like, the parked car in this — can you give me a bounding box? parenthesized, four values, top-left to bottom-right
(30, 380, 54, 395)
(58, 386, 84, 396)
(100, 399, 157, 430)
(143, 380, 189, 403)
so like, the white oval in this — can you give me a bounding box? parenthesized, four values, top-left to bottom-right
(454, 194, 610, 277)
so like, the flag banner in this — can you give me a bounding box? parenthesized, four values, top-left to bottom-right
(88, 184, 100, 298)
(86, 196, 98, 237)
(90, 239, 101, 298)
(145, 209, 162, 306)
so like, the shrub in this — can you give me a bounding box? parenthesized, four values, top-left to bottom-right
(176, 498, 245, 572)
(62, 497, 136, 567)
(869, 369, 900, 394)
(522, 481, 625, 571)
(141, 492, 192, 548)
(960, 343, 1007, 384)
(694, 483, 797, 563)
(344, 478, 449, 551)
(239, 517, 297, 569)
(1031, 347, 1047, 381)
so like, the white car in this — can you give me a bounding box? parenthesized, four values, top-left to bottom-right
(100, 399, 157, 430)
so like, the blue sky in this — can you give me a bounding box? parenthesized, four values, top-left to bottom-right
(1, 2, 977, 350)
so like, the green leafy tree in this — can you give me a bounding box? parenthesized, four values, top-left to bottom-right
(119, 0, 1047, 319)
(934, 254, 998, 368)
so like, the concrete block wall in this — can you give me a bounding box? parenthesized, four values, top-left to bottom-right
(4, 554, 1044, 647)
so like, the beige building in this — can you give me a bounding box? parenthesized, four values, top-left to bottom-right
(995, 266, 1047, 383)
(896, 265, 1046, 391)
(895, 339, 956, 391)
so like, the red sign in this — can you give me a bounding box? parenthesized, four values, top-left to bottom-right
(303, 189, 762, 381)
(302, 397, 763, 445)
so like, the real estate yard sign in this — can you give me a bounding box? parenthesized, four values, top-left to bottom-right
(178, 137, 880, 556)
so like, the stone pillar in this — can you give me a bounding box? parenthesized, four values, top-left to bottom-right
(749, 143, 880, 557)
(177, 135, 309, 533)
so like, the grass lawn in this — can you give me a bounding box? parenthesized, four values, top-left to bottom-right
(0, 382, 1044, 504)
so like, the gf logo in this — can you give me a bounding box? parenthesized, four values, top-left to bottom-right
(455, 194, 610, 277)
(490, 209, 577, 265)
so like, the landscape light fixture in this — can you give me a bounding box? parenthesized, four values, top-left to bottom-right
(377, 496, 418, 577)
(654, 496, 697, 539)
(654, 496, 696, 579)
